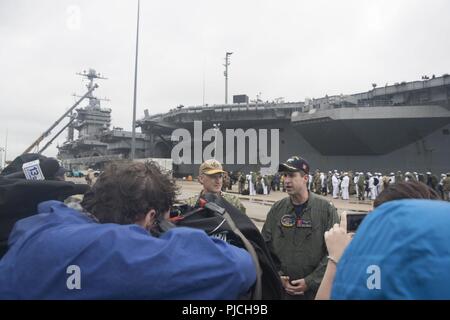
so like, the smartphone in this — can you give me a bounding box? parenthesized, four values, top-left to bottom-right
(346, 212, 368, 233)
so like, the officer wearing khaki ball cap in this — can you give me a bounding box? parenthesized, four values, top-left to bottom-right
(184, 159, 246, 214)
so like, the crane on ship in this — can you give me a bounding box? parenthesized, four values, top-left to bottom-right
(22, 69, 104, 154)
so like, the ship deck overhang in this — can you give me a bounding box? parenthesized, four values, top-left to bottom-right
(291, 105, 450, 155)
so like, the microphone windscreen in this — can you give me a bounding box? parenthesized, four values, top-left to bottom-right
(2, 157, 61, 180)
(40, 158, 61, 179)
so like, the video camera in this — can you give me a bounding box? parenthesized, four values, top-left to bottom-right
(153, 193, 240, 243)
(152, 194, 231, 238)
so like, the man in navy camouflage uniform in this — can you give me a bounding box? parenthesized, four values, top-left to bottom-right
(262, 156, 339, 300)
(184, 159, 246, 214)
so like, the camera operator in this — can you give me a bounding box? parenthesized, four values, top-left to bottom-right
(0, 161, 256, 299)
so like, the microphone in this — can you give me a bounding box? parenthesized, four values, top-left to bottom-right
(71, 183, 90, 195)
(199, 193, 226, 215)
(202, 192, 219, 204)
(40, 158, 60, 179)
(3, 158, 61, 180)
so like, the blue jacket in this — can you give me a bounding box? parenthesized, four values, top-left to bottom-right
(332, 199, 450, 299)
(0, 201, 256, 299)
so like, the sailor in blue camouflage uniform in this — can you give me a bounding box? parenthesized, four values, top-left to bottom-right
(262, 156, 339, 300)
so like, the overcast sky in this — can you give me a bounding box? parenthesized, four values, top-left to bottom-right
(1, 0, 449, 161)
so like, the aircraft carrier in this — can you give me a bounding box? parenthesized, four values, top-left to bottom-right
(138, 74, 450, 176)
(57, 72, 450, 176)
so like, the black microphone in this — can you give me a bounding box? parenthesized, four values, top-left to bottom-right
(3, 158, 61, 180)
(200, 193, 227, 215)
(202, 192, 219, 204)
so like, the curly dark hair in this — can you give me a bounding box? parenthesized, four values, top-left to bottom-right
(374, 180, 441, 208)
(81, 161, 178, 224)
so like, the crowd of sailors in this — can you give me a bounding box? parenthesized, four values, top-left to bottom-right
(230, 170, 450, 201)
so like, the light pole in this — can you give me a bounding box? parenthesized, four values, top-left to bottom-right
(213, 123, 220, 159)
(0, 147, 4, 170)
(224, 52, 233, 104)
(131, 0, 140, 160)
